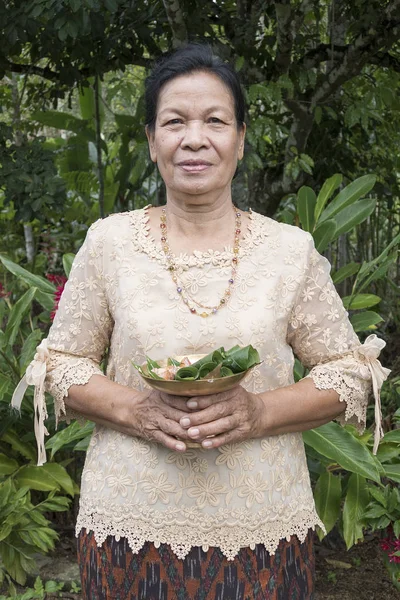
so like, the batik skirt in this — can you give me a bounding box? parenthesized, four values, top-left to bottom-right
(77, 529, 315, 600)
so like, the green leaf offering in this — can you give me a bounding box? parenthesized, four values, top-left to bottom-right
(133, 345, 260, 381)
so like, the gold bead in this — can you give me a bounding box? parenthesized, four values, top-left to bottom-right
(233, 247, 239, 254)
(200, 312, 209, 318)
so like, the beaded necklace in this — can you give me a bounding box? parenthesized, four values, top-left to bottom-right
(160, 205, 241, 318)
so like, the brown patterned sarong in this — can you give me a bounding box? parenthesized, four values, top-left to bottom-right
(77, 529, 315, 599)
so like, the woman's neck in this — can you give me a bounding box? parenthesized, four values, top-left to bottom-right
(147, 192, 245, 254)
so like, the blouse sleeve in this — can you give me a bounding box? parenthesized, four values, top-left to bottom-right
(11, 219, 114, 465)
(286, 235, 391, 454)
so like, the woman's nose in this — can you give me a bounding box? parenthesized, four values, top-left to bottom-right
(181, 121, 209, 150)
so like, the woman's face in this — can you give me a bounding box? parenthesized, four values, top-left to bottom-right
(146, 71, 245, 201)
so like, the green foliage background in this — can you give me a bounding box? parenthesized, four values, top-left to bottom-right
(1, 0, 400, 591)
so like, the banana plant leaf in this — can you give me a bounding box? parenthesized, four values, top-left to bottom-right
(175, 366, 199, 381)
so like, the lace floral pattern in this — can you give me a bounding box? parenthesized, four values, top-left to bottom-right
(26, 207, 387, 560)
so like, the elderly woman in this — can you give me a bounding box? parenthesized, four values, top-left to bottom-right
(15, 44, 389, 599)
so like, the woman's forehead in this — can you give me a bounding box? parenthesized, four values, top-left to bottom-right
(157, 72, 235, 113)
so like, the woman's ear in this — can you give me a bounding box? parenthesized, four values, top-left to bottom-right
(145, 125, 157, 163)
(237, 123, 246, 161)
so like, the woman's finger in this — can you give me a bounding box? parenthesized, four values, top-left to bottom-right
(186, 386, 241, 411)
(179, 400, 232, 429)
(185, 415, 237, 442)
(151, 429, 187, 452)
(200, 427, 242, 449)
(159, 392, 191, 411)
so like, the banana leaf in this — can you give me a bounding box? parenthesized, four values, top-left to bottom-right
(220, 366, 234, 377)
(198, 362, 218, 378)
(190, 348, 225, 370)
(175, 366, 199, 381)
(221, 345, 260, 373)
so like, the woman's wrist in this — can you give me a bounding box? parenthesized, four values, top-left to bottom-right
(258, 378, 344, 437)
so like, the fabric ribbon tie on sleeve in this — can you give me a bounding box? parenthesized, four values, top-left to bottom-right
(354, 334, 391, 455)
(11, 339, 50, 466)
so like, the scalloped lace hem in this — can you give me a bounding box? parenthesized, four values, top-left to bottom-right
(75, 508, 324, 561)
(307, 364, 370, 432)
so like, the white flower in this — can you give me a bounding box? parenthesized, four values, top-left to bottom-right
(304, 313, 317, 327)
(326, 307, 340, 321)
(142, 472, 175, 504)
(238, 472, 270, 508)
(260, 437, 283, 466)
(192, 458, 208, 473)
(69, 279, 86, 300)
(83, 469, 104, 492)
(182, 271, 210, 294)
(215, 444, 245, 469)
(174, 317, 188, 332)
(290, 305, 305, 329)
(187, 473, 227, 508)
(106, 465, 133, 498)
(165, 450, 198, 469)
(145, 453, 159, 469)
(264, 353, 278, 367)
(86, 276, 98, 291)
(242, 455, 255, 471)
(301, 287, 315, 302)
(127, 438, 151, 462)
(199, 321, 216, 336)
(319, 284, 336, 305)
(147, 321, 164, 336)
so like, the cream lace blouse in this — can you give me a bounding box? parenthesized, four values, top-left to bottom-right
(13, 207, 390, 560)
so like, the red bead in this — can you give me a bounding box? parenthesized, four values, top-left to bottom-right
(160, 223, 166, 229)
(236, 229, 241, 234)
(161, 236, 166, 242)
(190, 307, 197, 313)
(232, 257, 238, 263)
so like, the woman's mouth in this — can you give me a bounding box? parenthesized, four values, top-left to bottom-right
(177, 160, 212, 173)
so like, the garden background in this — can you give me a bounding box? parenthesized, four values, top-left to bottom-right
(1, 0, 400, 597)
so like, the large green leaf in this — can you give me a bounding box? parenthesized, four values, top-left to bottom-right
(15, 466, 61, 492)
(62, 253, 75, 278)
(319, 174, 376, 222)
(333, 198, 376, 237)
(315, 173, 342, 223)
(35, 290, 55, 312)
(19, 330, 43, 372)
(297, 186, 316, 232)
(0, 255, 55, 294)
(1, 430, 37, 462)
(343, 474, 369, 549)
(383, 464, 400, 483)
(45, 420, 94, 458)
(312, 219, 336, 253)
(0, 453, 19, 475)
(342, 294, 381, 310)
(314, 471, 342, 539)
(4, 288, 37, 348)
(381, 430, 400, 444)
(350, 311, 383, 332)
(302, 422, 381, 483)
(0, 373, 13, 403)
(40, 463, 75, 496)
(331, 262, 360, 285)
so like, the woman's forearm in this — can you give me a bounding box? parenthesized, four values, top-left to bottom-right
(64, 375, 141, 436)
(259, 377, 345, 436)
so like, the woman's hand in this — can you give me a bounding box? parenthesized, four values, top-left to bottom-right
(164, 386, 267, 449)
(129, 388, 195, 452)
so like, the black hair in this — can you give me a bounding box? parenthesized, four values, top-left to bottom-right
(145, 43, 245, 131)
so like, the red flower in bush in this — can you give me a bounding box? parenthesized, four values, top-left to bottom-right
(46, 274, 67, 321)
(380, 531, 400, 565)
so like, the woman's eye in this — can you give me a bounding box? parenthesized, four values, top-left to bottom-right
(167, 118, 183, 125)
(209, 117, 223, 123)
